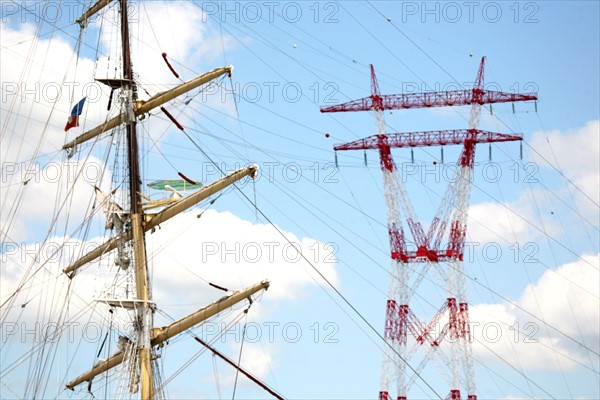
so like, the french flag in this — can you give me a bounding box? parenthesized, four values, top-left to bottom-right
(64, 97, 86, 132)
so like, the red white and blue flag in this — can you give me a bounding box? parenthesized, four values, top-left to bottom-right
(64, 97, 86, 132)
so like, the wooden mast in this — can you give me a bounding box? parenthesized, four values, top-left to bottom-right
(119, 0, 154, 397)
(64, 3, 271, 398)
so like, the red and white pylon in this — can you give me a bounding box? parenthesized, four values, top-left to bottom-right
(321, 57, 537, 400)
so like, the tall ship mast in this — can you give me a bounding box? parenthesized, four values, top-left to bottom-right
(63, 1, 271, 398)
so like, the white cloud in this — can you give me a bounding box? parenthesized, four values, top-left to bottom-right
(471, 253, 600, 371)
(147, 208, 339, 307)
(467, 188, 557, 245)
(1, 156, 112, 242)
(529, 120, 600, 220)
(466, 120, 600, 247)
(468, 197, 532, 244)
(0, 234, 109, 335)
(133, 2, 235, 77)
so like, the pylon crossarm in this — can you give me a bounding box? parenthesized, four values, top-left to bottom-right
(322, 58, 536, 116)
(334, 129, 522, 152)
(321, 89, 537, 113)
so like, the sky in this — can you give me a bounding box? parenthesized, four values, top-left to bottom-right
(1, 1, 599, 399)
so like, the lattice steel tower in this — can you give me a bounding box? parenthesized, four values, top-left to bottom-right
(320, 57, 537, 400)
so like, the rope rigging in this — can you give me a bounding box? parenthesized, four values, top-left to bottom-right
(1, 2, 597, 399)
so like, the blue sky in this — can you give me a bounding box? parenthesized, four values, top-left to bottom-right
(1, 1, 599, 399)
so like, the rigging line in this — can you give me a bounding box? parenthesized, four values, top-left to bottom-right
(231, 308, 250, 400)
(69, 27, 85, 103)
(470, 297, 599, 375)
(222, 3, 380, 93)
(0, 380, 20, 399)
(144, 200, 223, 282)
(32, 281, 86, 398)
(540, 173, 600, 250)
(530, 156, 600, 366)
(0, 145, 109, 314)
(172, 99, 330, 160)
(103, 309, 115, 400)
(1, 294, 95, 382)
(138, 114, 180, 174)
(156, 139, 331, 166)
(177, 109, 385, 229)
(92, 0, 105, 78)
(154, 309, 250, 394)
(215, 10, 365, 92)
(213, 354, 223, 400)
(1, 33, 69, 243)
(141, 2, 164, 55)
(523, 168, 599, 234)
(226, 74, 257, 220)
(211, 12, 471, 161)
(183, 102, 328, 153)
(217, 4, 229, 67)
(233, 0, 423, 91)
(212, 0, 360, 71)
(180, 132, 392, 261)
(238, 191, 436, 398)
(564, 287, 600, 383)
(34, 265, 75, 397)
(193, 333, 286, 400)
(478, 186, 534, 396)
(253, 182, 392, 292)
